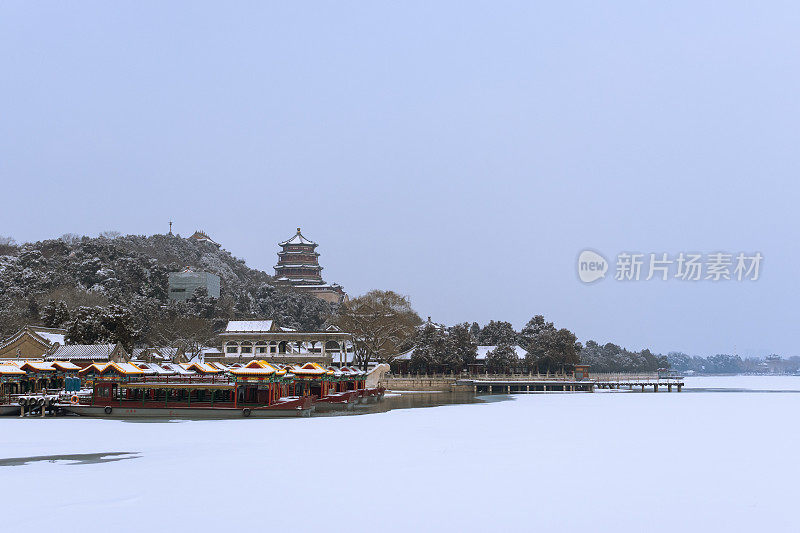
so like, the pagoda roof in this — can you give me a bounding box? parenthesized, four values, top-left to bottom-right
(274, 264, 322, 270)
(278, 249, 319, 256)
(278, 228, 317, 247)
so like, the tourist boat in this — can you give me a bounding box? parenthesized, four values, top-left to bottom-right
(58, 361, 314, 418)
(0, 360, 81, 416)
(0, 363, 26, 414)
(303, 364, 384, 411)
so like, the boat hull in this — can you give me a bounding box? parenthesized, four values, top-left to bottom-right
(59, 404, 312, 419)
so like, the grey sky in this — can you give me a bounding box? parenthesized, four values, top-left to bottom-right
(1, 2, 797, 356)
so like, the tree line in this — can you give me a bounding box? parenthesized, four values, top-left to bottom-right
(1, 233, 672, 373)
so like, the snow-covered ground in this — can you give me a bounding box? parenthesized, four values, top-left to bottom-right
(2, 376, 797, 532)
(685, 374, 800, 391)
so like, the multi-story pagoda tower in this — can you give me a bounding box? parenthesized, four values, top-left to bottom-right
(274, 228, 346, 304)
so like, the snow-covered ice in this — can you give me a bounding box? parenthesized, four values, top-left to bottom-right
(1, 376, 797, 532)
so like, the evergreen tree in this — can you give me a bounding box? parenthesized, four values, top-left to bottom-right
(519, 315, 555, 348)
(41, 300, 70, 328)
(525, 327, 581, 373)
(469, 322, 481, 339)
(449, 322, 478, 370)
(485, 343, 518, 373)
(478, 320, 517, 345)
(65, 305, 139, 350)
(410, 323, 440, 373)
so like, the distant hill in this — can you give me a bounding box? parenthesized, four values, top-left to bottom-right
(0, 234, 333, 347)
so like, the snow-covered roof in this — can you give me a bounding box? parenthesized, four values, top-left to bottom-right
(0, 364, 26, 375)
(274, 264, 322, 269)
(278, 228, 317, 247)
(475, 345, 527, 360)
(19, 361, 55, 372)
(51, 361, 81, 371)
(31, 328, 66, 346)
(182, 362, 222, 374)
(78, 362, 143, 376)
(162, 363, 195, 375)
(113, 362, 145, 375)
(135, 362, 175, 375)
(230, 360, 277, 375)
(161, 347, 182, 360)
(291, 362, 330, 376)
(189, 230, 220, 247)
(0, 326, 67, 351)
(225, 320, 274, 333)
(394, 348, 414, 361)
(46, 344, 119, 361)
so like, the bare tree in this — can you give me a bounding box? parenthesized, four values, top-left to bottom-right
(59, 233, 82, 245)
(331, 290, 422, 370)
(99, 230, 121, 240)
(0, 235, 17, 256)
(153, 316, 217, 361)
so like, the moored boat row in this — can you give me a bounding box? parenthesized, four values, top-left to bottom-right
(1, 359, 384, 418)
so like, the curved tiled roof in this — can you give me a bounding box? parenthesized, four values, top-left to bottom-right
(278, 228, 317, 247)
(46, 344, 119, 361)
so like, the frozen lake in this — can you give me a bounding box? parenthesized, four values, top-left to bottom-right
(2, 376, 798, 532)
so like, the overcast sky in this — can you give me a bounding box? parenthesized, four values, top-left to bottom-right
(1, 2, 798, 357)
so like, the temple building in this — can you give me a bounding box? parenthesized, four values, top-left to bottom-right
(188, 230, 220, 247)
(274, 228, 346, 304)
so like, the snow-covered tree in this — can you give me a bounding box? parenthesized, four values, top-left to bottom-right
(449, 322, 478, 369)
(478, 320, 517, 346)
(486, 343, 518, 373)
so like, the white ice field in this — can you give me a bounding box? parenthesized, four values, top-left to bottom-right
(2, 376, 798, 532)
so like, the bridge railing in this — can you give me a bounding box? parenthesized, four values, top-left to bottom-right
(384, 371, 684, 382)
(387, 372, 584, 381)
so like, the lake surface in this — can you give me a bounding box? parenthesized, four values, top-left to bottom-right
(2, 376, 797, 532)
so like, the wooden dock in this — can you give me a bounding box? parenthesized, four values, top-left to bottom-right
(456, 373, 684, 394)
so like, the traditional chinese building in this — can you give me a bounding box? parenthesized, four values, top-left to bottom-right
(188, 230, 220, 247)
(0, 326, 67, 361)
(45, 343, 129, 368)
(274, 228, 346, 304)
(217, 320, 354, 366)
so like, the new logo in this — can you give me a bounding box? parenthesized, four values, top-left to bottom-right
(578, 250, 608, 283)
